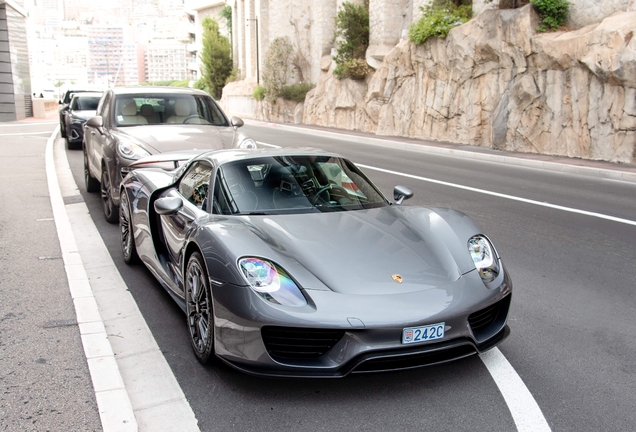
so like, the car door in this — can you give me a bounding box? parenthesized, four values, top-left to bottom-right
(86, 91, 111, 178)
(158, 161, 213, 293)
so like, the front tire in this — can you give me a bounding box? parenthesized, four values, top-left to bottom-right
(84, 148, 99, 193)
(186, 252, 215, 364)
(119, 191, 138, 264)
(101, 168, 119, 224)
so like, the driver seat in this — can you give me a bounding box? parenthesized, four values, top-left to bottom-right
(167, 99, 192, 123)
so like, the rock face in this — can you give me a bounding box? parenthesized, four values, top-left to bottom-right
(303, 6, 636, 164)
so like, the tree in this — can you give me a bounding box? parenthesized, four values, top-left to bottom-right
(198, 17, 232, 99)
(220, 5, 232, 42)
(333, 2, 370, 80)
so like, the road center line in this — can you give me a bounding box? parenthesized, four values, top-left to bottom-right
(358, 164, 636, 227)
(480, 349, 551, 431)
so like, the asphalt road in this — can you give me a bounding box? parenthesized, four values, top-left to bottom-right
(64, 123, 636, 431)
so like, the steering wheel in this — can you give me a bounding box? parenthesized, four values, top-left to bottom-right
(310, 184, 350, 205)
(183, 115, 210, 124)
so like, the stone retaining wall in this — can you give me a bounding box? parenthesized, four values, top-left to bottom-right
(302, 6, 636, 164)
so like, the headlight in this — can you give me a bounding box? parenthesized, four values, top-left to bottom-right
(117, 139, 151, 160)
(71, 117, 85, 124)
(468, 235, 500, 283)
(238, 137, 257, 149)
(238, 257, 307, 307)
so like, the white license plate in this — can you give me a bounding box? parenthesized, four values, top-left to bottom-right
(402, 322, 445, 344)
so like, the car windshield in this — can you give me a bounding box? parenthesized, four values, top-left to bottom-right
(71, 96, 100, 111)
(212, 156, 388, 215)
(113, 94, 228, 127)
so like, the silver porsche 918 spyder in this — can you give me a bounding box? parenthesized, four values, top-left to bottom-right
(119, 148, 512, 377)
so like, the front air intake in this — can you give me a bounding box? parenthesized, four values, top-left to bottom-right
(468, 295, 511, 341)
(261, 326, 345, 361)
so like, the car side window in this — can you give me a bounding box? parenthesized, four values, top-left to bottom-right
(96, 92, 109, 117)
(178, 162, 213, 211)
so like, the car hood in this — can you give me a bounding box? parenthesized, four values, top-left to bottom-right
(115, 125, 235, 154)
(208, 206, 481, 295)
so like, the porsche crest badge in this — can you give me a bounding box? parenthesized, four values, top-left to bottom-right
(392, 274, 403, 284)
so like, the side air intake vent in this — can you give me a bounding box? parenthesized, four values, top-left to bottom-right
(468, 295, 511, 341)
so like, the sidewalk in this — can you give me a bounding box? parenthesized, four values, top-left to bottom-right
(0, 120, 102, 430)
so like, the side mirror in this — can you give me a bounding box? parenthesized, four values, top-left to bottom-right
(231, 116, 244, 129)
(86, 116, 104, 134)
(58, 100, 62, 105)
(154, 196, 183, 215)
(393, 185, 413, 205)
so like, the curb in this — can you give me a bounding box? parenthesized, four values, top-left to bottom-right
(45, 127, 138, 431)
(46, 130, 200, 431)
(245, 120, 636, 184)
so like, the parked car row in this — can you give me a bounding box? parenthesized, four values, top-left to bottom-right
(61, 86, 513, 377)
(60, 86, 256, 223)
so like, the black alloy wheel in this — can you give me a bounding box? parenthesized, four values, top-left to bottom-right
(119, 191, 138, 264)
(186, 252, 215, 364)
(100, 168, 119, 224)
(66, 137, 81, 151)
(84, 148, 99, 193)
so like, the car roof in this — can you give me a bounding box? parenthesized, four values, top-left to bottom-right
(196, 148, 344, 166)
(109, 86, 210, 97)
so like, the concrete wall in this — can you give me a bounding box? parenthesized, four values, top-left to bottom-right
(0, 2, 32, 121)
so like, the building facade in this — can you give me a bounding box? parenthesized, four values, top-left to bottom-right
(185, 0, 228, 84)
(1, 0, 32, 121)
(87, 25, 138, 87)
(143, 38, 189, 82)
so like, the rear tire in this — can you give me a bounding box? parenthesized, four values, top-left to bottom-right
(101, 169, 119, 224)
(119, 191, 138, 264)
(186, 252, 215, 364)
(66, 138, 81, 150)
(84, 148, 99, 193)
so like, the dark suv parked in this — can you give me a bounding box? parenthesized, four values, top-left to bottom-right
(59, 89, 100, 138)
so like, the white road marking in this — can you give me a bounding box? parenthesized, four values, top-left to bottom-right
(358, 164, 636, 227)
(256, 141, 281, 148)
(0, 121, 57, 127)
(480, 349, 551, 431)
(0, 131, 52, 136)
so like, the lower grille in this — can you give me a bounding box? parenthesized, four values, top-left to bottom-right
(352, 343, 476, 373)
(261, 326, 345, 361)
(468, 295, 511, 341)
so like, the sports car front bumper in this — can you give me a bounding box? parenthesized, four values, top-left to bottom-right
(210, 269, 512, 378)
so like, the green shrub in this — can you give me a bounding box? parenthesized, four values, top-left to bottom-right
(333, 2, 370, 80)
(225, 68, 240, 84)
(530, 0, 569, 32)
(409, 0, 472, 45)
(262, 36, 295, 101)
(334, 58, 369, 81)
(252, 85, 265, 100)
(278, 83, 316, 102)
